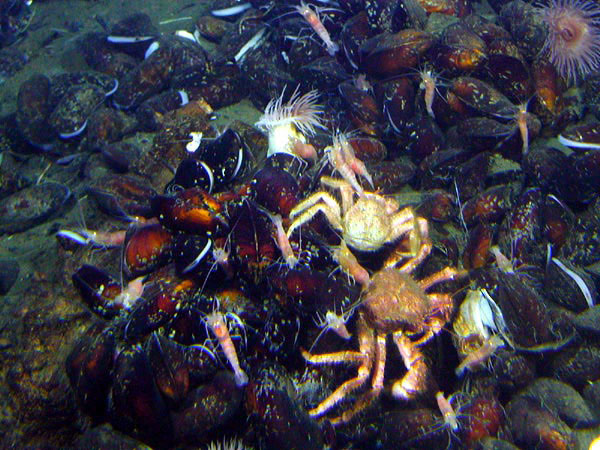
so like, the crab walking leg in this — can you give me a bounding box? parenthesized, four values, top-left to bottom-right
(419, 267, 466, 290)
(330, 333, 387, 425)
(302, 313, 375, 418)
(391, 333, 429, 400)
(287, 193, 343, 238)
(205, 311, 248, 386)
(333, 240, 370, 287)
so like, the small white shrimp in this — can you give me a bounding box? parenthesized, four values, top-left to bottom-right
(455, 334, 505, 377)
(269, 213, 298, 269)
(205, 309, 249, 386)
(309, 306, 355, 351)
(419, 68, 438, 119)
(113, 275, 145, 309)
(57, 228, 127, 248)
(435, 391, 459, 432)
(295, 1, 339, 56)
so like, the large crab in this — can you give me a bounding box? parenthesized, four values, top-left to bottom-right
(301, 227, 464, 425)
(286, 176, 427, 257)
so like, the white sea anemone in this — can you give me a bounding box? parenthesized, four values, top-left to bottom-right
(256, 87, 325, 158)
(538, 0, 600, 83)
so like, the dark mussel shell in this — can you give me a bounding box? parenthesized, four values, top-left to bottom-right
(230, 200, 276, 283)
(87, 174, 156, 221)
(461, 185, 513, 226)
(66, 324, 116, 422)
(124, 277, 196, 342)
(15, 74, 56, 149)
(172, 371, 243, 445)
(338, 80, 382, 135)
(498, 187, 544, 265)
(66, 325, 117, 423)
(72, 264, 123, 319)
(0, 182, 71, 234)
(378, 77, 416, 135)
(146, 333, 190, 408)
(151, 187, 226, 234)
(506, 396, 576, 450)
(109, 345, 174, 447)
(251, 166, 300, 217)
(451, 76, 518, 118)
(433, 22, 487, 73)
(172, 233, 214, 276)
(298, 57, 350, 91)
(165, 158, 215, 194)
(370, 158, 416, 193)
(123, 223, 174, 277)
(197, 128, 248, 188)
(340, 11, 373, 70)
(486, 38, 533, 102)
(360, 29, 435, 76)
(246, 363, 325, 449)
(558, 122, 600, 150)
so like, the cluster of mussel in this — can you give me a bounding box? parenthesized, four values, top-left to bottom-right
(59, 0, 600, 448)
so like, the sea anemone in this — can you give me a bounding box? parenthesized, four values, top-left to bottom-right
(538, 0, 600, 83)
(256, 87, 324, 135)
(256, 86, 325, 158)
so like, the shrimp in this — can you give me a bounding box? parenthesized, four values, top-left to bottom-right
(420, 68, 438, 119)
(295, 1, 339, 56)
(516, 102, 530, 154)
(269, 213, 298, 269)
(455, 334, 505, 377)
(205, 310, 249, 386)
(56, 228, 127, 248)
(113, 275, 145, 309)
(309, 306, 356, 351)
(325, 132, 373, 194)
(435, 391, 459, 432)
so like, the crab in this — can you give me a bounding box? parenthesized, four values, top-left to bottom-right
(287, 176, 428, 257)
(301, 229, 465, 425)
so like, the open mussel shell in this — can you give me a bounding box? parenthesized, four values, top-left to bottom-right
(72, 264, 123, 319)
(151, 187, 226, 234)
(123, 223, 174, 277)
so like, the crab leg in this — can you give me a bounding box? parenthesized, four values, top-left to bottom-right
(302, 313, 375, 418)
(330, 333, 386, 425)
(391, 333, 429, 400)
